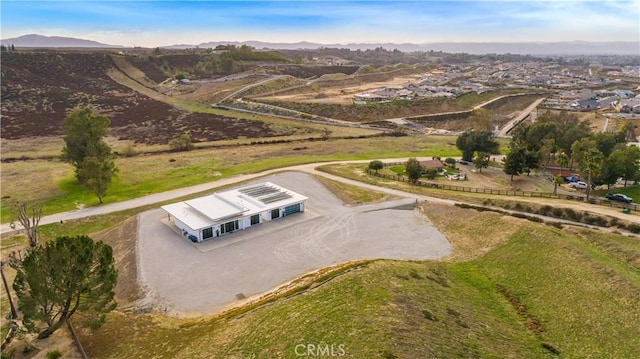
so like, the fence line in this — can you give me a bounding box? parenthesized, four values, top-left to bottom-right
(366, 169, 639, 212)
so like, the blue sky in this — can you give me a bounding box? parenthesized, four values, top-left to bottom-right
(1, 1, 639, 47)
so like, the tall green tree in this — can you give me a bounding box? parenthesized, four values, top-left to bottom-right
(503, 146, 525, 183)
(576, 148, 604, 201)
(61, 107, 114, 183)
(620, 145, 640, 186)
(368, 160, 384, 174)
(12, 235, 117, 339)
(405, 158, 423, 184)
(473, 151, 490, 173)
(61, 107, 118, 202)
(552, 175, 564, 195)
(600, 150, 624, 189)
(556, 152, 569, 174)
(79, 157, 118, 203)
(456, 130, 499, 162)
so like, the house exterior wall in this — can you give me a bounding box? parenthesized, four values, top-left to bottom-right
(165, 195, 306, 242)
(174, 218, 200, 242)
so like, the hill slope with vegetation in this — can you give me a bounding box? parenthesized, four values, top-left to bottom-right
(77, 204, 640, 358)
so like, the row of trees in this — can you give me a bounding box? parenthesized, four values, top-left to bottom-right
(501, 111, 639, 199)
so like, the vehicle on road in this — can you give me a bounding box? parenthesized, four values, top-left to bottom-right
(568, 181, 588, 189)
(605, 193, 633, 203)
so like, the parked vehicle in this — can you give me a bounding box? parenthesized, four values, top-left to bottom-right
(458, 160, 471, 165)
(568, 181, 588, 189)
(605, 193, 633, 203)
(564, 175, 580, 183)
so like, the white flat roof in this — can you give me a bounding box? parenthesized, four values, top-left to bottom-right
(161, 202, 216, 231)
(185, 194, 246, 221)
(162, 182, 308, 231)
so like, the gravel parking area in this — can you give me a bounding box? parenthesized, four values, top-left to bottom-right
(137, 172, 451, 315)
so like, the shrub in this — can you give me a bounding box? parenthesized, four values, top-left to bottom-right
(120, 141, 136, 157)
(563, 208, 582, 221)
(422, 309, 437, 321)
(169, 133, 194, 151)
(552, 207, 564, 218)
(409, 269, 422, 279)
(424, 168, 438, 180)
(539, 205, 552, 216)
(368, 160, 384, 173)
(628, 224, 640, 234)
(444, 157, 456, 168)
(46, 350, 62, 359)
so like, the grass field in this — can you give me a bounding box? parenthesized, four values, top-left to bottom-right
(0, 135, 463, 222)
(74, 205, 640, 358)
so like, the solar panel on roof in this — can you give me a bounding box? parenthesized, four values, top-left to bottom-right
(240, 185, 279, 197)
(260, 192, 292, 204)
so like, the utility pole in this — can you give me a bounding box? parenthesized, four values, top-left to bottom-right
(0, 261, 18, 318)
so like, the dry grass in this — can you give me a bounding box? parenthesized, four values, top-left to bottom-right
(91, 216, 142, 306)
(420, 202, 522, 261)
(314, 175, 394, 205)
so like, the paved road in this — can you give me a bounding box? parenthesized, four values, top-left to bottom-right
(137, 172, 451, 314)
(497, 97, 546, 137)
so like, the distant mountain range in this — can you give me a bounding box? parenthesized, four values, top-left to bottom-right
(1, 34, 123, 48)
(2, 34, 638, 55)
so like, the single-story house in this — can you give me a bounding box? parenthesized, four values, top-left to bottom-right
(419, 159, 444, 173)
(570, 99, 600, 111)
(162, 182, 308, 242)
(617, 99, 640, 114)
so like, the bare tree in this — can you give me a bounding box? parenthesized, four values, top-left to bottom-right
(13, 201, 42, 248)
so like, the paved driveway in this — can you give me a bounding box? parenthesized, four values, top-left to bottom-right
(137, 172, 451, 315)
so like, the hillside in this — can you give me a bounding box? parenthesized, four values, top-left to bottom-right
(0, 51, 295, 144)
(76, 205, 640, 358)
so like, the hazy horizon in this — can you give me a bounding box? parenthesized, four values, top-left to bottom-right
(1, 0, 639, 48)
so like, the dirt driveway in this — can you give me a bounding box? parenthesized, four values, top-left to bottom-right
(136, 172, 451, 315)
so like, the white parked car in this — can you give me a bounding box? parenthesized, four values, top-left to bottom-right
(568, 181, 588, 189)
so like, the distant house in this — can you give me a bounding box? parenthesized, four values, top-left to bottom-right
(419, 159, 444, 173)
(570, 99, 600, 111)
(617, 99, 640, 114)
(352, 92, 390, 105)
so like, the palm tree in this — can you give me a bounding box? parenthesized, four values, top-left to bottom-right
(556, 152, 569, 177)
(552, 175, 564, 195)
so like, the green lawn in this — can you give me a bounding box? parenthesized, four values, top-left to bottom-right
(77, 220, 640, 358)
